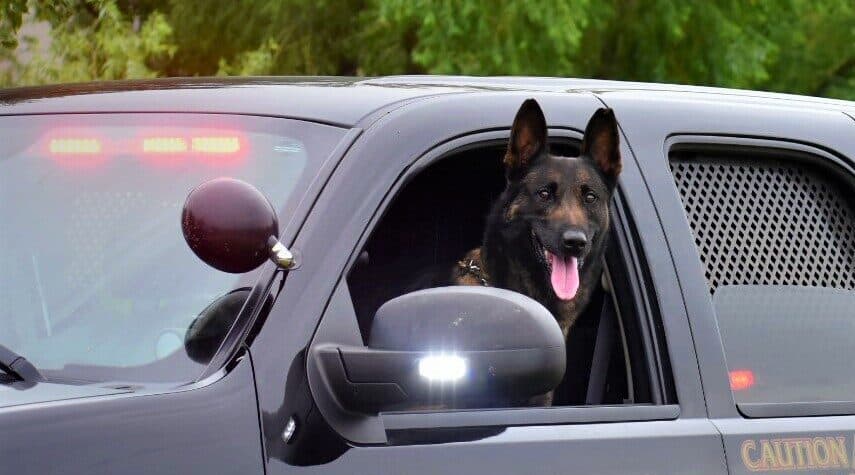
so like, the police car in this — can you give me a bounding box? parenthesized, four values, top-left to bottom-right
(1, 77, 854, 475)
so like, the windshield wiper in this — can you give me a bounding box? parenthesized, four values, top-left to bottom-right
(0, 344, 44, 382)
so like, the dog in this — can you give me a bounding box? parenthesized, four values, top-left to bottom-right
(452, 99, 622, 388)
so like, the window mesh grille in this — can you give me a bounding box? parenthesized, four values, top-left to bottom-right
(669, 155, 855, 294)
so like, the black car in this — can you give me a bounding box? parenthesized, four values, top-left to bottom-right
(1, 76, 854, 475)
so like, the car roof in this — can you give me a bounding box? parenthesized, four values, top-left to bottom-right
(1, 75, 853, 127)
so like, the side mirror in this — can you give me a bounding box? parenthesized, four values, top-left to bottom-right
(181, 177, 295, 273)
(184, 289, 252, 364)
(314, 287, 566, 412)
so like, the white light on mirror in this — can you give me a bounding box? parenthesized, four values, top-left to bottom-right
(418, 354, 467, 382)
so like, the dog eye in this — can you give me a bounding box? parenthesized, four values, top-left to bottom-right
(536, 187, 553, 201)
(584, 190, 598, 204)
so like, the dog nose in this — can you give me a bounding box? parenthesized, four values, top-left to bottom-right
(562, 230, 587, 255)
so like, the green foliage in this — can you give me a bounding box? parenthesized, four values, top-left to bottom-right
(366, 0, 596, 76)
(1, 0, 29, 48)
(1, 0, 853, 100)
(1, 0, 174, 85)
(1, 0, 105, 48)
(760, 0, 855, 99)
(217, 39, 279, 76)
(165, 0, 363, 76)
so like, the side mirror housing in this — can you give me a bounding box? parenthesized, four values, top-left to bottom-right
(181, 177, 295, 273)
(315, 287, 566, 412)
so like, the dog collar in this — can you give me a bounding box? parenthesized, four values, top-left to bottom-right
(457, 259, 490, 287)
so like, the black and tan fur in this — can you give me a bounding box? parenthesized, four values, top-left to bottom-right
(453, 99, 622, 341)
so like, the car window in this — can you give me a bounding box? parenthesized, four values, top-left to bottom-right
(714, 285, 855, 404)
(345, 140, 655, 409)
(670, 151, 855, 405)
(0, 113, 345, 384)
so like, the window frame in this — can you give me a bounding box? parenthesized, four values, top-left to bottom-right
(665, 134, 855, 419)
(310, 129, 678, 437)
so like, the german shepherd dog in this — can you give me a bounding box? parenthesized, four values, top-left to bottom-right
(454, 99, 622, 377)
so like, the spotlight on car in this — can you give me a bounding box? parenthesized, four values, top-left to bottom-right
(418, 354, 467, 382)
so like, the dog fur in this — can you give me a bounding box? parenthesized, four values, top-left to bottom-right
(452, 99, 622, 341)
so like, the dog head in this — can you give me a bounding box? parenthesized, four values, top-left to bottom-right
(494, 99, 622, 304)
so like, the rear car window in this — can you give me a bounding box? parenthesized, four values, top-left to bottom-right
(0, 113, 345, 384)
(714, 285, 855, 404)
(670, 151, 855, 405)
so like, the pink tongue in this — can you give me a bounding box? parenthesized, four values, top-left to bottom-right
(548, 253, 579, 300)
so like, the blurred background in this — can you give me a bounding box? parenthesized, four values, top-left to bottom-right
(1, 0, 853, 99)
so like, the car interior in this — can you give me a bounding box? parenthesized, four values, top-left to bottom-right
(346, 140, 655, 407)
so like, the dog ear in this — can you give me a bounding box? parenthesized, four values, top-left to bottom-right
(504, 99, 547, 180)
(581, 108, 622, 185)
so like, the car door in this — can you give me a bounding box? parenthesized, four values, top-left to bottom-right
(604, 90, 855, 475)
(248, 91, 726, 474)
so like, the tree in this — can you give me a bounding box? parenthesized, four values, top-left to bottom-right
(361, 0, 597, 76)
(163, 0, 365, 76)
(1, 0, 853, 100)
(1, 0, 30, 49)
(1, 0, 174, 86)
(760, 0, 855, 99)
(1, 0, 110, 48)
(361, 0, 854, 99)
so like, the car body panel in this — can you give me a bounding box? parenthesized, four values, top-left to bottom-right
(0, 76, 853, 474)
(714, 416, 855, 474)
(0, 380, 132, 408)
(3, 75, 853, 127)
(599, 89, 855, 418)
(0, 354, 263, 475)
(281, 419, 724, 475)
(0, 77, 476, 127)
(602, 90, 855, 475)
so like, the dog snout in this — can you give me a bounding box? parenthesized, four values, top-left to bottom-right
(562, 230, 587, 256)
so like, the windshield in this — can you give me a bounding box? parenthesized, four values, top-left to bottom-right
(0, 113, 345, 384)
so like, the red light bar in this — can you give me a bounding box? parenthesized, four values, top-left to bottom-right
(192, 136, 240, 154)
(729, 369, 755, 391)
(143, 137, 187, 153)
(49, 138, 102, 155)
(45, 130, 244, 168)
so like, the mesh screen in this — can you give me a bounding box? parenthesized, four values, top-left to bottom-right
(66, 190, 154, 293)
(669, 155, 855, 294)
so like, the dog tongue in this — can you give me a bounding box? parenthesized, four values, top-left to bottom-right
(548, 253, 579, 301)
